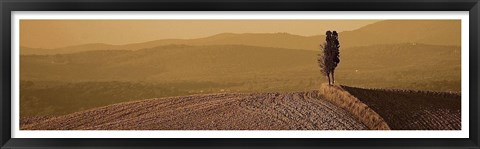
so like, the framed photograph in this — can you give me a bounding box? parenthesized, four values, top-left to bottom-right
(1, 0, 479, 148)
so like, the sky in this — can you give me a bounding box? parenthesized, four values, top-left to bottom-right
(20, 20, 380, 49)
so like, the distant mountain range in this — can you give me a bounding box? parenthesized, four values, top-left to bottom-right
(21, 20, 460, 55)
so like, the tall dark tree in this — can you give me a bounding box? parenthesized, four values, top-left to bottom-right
(318, 30, 340, 85)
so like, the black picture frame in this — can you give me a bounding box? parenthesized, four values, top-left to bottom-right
(1, 0, 479, 148)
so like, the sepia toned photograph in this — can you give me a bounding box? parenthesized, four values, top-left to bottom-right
(18, 19, 461, 131)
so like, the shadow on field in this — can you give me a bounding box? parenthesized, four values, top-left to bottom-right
(342, 85, 461, 130)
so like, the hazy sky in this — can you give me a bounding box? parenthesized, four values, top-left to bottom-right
(21, 20, 379, 49)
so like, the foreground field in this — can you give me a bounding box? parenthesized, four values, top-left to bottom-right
(342, 86, 461, 130)
(21, 91, 367, 130)
(21, 85, 461, 130)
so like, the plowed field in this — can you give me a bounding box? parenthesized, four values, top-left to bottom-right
(21, 91, 367, 130)
(342, 86, 461, 130)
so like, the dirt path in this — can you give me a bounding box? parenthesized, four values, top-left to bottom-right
(21, 91, 367, 130)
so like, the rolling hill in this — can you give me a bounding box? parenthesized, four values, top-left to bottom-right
(19, 20, 462, 130)
(21, 85, 460, 130)
(21, 91, 368, 130)
(21, 43, 460, 91)
(336, 43, 461, 91)
(21, 20, 460, 55)
(20, 43, 460, 117)
(337, 20, 461, 48)
(21, 45, 317, 83)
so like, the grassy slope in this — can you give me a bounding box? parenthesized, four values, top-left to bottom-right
(319, 84, 390, 130)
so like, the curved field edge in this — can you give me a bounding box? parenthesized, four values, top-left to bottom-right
(21, 92, 367, 130)
(318, 84, 391, 130)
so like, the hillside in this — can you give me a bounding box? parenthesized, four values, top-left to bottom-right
(21, 45, 317, 83)
(21, 85, 461, 130)
(21, 91, 367, 130)
(20, 43, 461, 117)
(337, 20, 461, 48)
(21, 20, 460, 55)
(21, 43, 460, 91)
(18, 19, 462, 131)
(337, 43, 461, 91)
